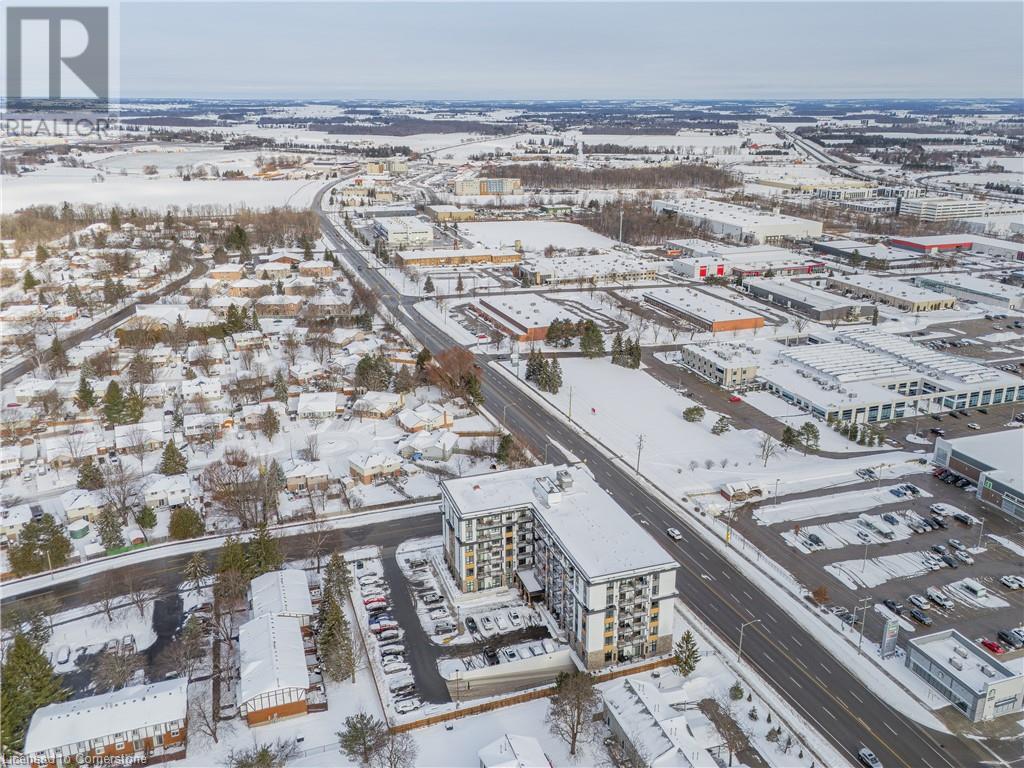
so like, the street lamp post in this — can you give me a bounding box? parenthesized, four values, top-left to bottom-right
(738, 619, 762, 662)
(861, 540, 870, 573)
(976, 517, 985, 549)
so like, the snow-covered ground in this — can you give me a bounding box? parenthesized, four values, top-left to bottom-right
(755, 484, 930, 526)
(742, 391, 885, 454)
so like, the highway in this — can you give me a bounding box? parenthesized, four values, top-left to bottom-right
(313, 181, 1004, 768)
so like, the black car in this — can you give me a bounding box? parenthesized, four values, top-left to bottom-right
(978, 408, 988, 414)
(883, 513, 900, 526)
(930, 427, 945, 435)
(941, 554, 959, 569)
(955, 478, 970, 488)
(483, 647, 500, 665)
(883, 599, 903, 615)
(931, 414, 942, 421)
(931, 544, 948, 555)
(909, 609, 933, 626)
(807, 533, 825, 547)
(465, 617, 478, 633)
(931, 516, 949, 529)
(957, 409, 969, 416)
(953, 511, 976, 526)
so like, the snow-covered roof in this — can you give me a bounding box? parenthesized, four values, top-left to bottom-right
(478, 734, 549, 768)
(238, 613, 309, 707)
(296, 391, 338, 412)
(23, 678, 188, 755)
(643, 287, 763, 324)
(250, 568, 314, 619)
(349, 450, 402, 473)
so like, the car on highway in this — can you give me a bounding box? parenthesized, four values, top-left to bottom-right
(858, 746, 882, 768)
(666, 527, 683, 541)
(980, 639, 1006, 655)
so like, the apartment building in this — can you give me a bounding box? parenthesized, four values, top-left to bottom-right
(453, 177, 522, 196)
(898, 197, 986, 222)
(441, 465, 677, 668)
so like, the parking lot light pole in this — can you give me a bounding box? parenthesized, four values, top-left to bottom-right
(738, 619, 762, 662)
(976, 517, 985, 549)
(861, 540, 870, 573)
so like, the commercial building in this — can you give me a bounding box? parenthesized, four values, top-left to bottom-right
(642, 287, 765, 333)
(425, 204, 476, 222)
(237, 613, 310, 725)
(672, 341, 763, 387)
(933, 430, 1024, 521)
(473, 294, 576, 341)
(667, 238, 825, 278)
(23, 679, 188, 768)
(517, 251, 664, 286)
(453, 177, 522, 196)
(812, 239, 923, 269)
(441, 465, 678, 668)
(912, 275, 1024, 309)
(906, 629, 1023, 722)
(826, 274, 956, 313)
(759, 327, 1024, 425)
(743, 278, 874, 322)
(652, 199, 823, 244)
(890, 235, 1024, 261)
(898, 197, 986, 222)
(393, 247, 520, 268)
(372, 216, 433, 249)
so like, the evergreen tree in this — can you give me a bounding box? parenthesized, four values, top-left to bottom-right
(525, 348, 545, 383)
(183, 552, 209, 595)
(245, 523, 283, 578)
(136, 506, 157, 530)
(76, 375, 97, 411)
(122, 389, 145, 424)
(318, 594, 355, 682)
(393, 365, 414, 394)
(259, 406, 281, 440)
(97, 507, 126, 551)
(273, 369, 289, 403)
(683, 406, 705, 423)
(627, 337, 642, 368)
(610, 332, 624, 365)
(496, 433, 514, 464)
(579, 321, 605, 358)
(66, 284, 87, 310)
(109, 208, 122, 230)
(77, 457, 104, 490)
(23, 270, 39, 291)
(35, 244, 49, 262)
(456, 274, 465, 294)
(324, 552, 352, 598)
(423, 275, 434, 294)
(218, 535, 247, 575)
(673, 630, 701, 677)
(547, 357, 563, 394)
(781, 425, 800, 451)
(159, 441, 188, 475)
(464, 372, 484, 405)
(0, 634, 68, 753)
(49, 337, 69, 374)
(799, 422, 820, 452)
(414, 348, 432, 377)
(168, 506, 204, 540)
(102, 380, 125, 425)
(711, 416, 732, 436)
(337, 714, 388, 767)
(7, 514, 73, 576)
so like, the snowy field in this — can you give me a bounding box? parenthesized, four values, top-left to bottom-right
(3, 164, 320, 212)
(754, 484, 930, 526)
(460, 221, 616, 251)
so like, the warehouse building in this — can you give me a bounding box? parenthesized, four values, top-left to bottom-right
(518, 251, 664, 286)
(394, 247, 520, 268)
(667, 239, 825, 278)
(743, 277, 874, 322)
(906, 629, 1022, 721)
(827, 274, 956, 313)
(642, 287, 765, 333)
(933, 430, 1024, 522)
(453, 177, 522, 196)
(812, 239, 923, 269)
(472, 294, 574, 341)
(890, 234, 1024, 261)
(652, 199, 823, 244)
(441, 465, 677, 668)
(425, 204, 476, 222)
(912, 275, 1024, 309)
(898, 197, 986, 222)
(372, 216, 433, 249)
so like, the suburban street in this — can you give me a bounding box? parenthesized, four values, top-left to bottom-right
(313, 181, 1010, 768)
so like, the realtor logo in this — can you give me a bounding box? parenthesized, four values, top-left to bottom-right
(5, 6, 110, 101)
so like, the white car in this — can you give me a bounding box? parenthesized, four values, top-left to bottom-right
(858, 747, 882, 768)
(395, 699, 421, 715)
(495, 615, 509, 631)
(508, 610, 523, 628)
(479, 615, 495, 633)
(666, 527, 683, 541)
(1000, 576, 1022, 590)
(966, 423, 980, 430)
(383, 662, 411, 676)
(954, 550, 974, 565)
(908, 594, 929, 610)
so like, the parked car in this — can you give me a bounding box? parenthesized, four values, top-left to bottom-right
(1000, 576, 1022, 590)
(395, 699, 422, 715)
(890, 488, 905, 498)
(908, 594, 929, 610)
(379, 643, 405, 656)
(980, 639, 1006, 655)
(508, 610, 523, 628)
(495, 615, 510, 631)
(465, 617, 478, 633)
(376, 630, 400, 642)
(941, 554, 959, 569)
(931, 516, 948, 529)
(931, 544, 948, 555)
(909, 609, 932, 626)
(997, 630, 1024, 650)
(728, 395, 742, 403)
(479, 616, 495, 633)
(954, 550, 974, 565)
(857, 531, 872, 544)
(948, 539, 966, 552)
(967, 423, 981, 431)
(383, 662, 411, 676)
(882, 599, 903, 615)
(806, 533, 825, 548)
(953, 511, 977, 526)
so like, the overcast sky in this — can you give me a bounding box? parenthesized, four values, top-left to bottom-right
(120, 2, 1024, 99)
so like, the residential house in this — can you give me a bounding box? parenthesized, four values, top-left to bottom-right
(240, 402, 287, 430)
(285, 461, 331, 492)
(237, 613, 310, 725)
(353, 391, 404, 419)
(296, 391, 339, 420)
(182, 413, 231, 443)
(228, 278, 268, 298)
(209, 264, 245, 281)
(397, 403, 452, 433)
(60, 488, 106, 523)
(143, 474, 192, 509)
(298, 260, 333, 279)
(397, 429, 458, 461)
(0, 445, 22, 478)
(253, 262, 292, 281)
(22, 678, 189, 768)
(348, 450, 403, 484)
(0, 504, 33, 543)
(478, 734, 550, 768)
(181, 377, 223, 401)
(113, 421, 164, 454)
(256, 295, 303, 317)
(249, 569, 315, 628)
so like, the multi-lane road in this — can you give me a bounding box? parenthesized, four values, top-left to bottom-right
(314, 182, 1007, 768)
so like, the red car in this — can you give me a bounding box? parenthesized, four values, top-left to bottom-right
(981, 639, 1006, 655)
(728, 395, 742, 403)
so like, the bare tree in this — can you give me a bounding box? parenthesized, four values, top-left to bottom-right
(547, 671, 599, 756)
(281, 332, 301, 366)
(758, 433, 778, 468)
(125, 577, 152, 618)
(61, 432, 88, 470)
(94, 648, 142, 692)
(187, 684, 234, 745)
(125, 424, 150, 465)
(101, 462, 142, 525)
(370, 732, 418, 768)
(239, 348, 255, 371)
(301, 433, 320, 462)
(97, 572, 121, 622)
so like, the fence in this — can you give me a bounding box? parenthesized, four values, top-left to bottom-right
(390, 655, 673, 733)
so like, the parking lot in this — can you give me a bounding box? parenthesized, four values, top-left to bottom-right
(737, 468, 1024, 663)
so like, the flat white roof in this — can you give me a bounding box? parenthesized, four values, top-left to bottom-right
(643, 287, 763, 324)
(478, 734, 549, 768)
(238, 613, 309, 707)
(24, 678, 188, 754)
(655, 198, 822, 230)
(830, 274, 954, 303)
(746, 277, 865, 310)
(373, 216, 432, 235)
(521, 251, 664, 280)
(477, 294, 576, 330)
(443, 465, 676, 581)
(910, 629, 1020, 694)
(398, 247, 519, 262)
(916, 274, 1024, 300)
(939, 429, 1023, 492)
(250, 568, 314, 619)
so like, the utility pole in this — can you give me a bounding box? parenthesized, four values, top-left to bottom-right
(635, 433, 645, 474)
(568, 386, 574, 424)
(861, 539, 870, 573)
(738, 619, 762, 661)
(618, 204, 624, 243)
(855, 595, 872, 654)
